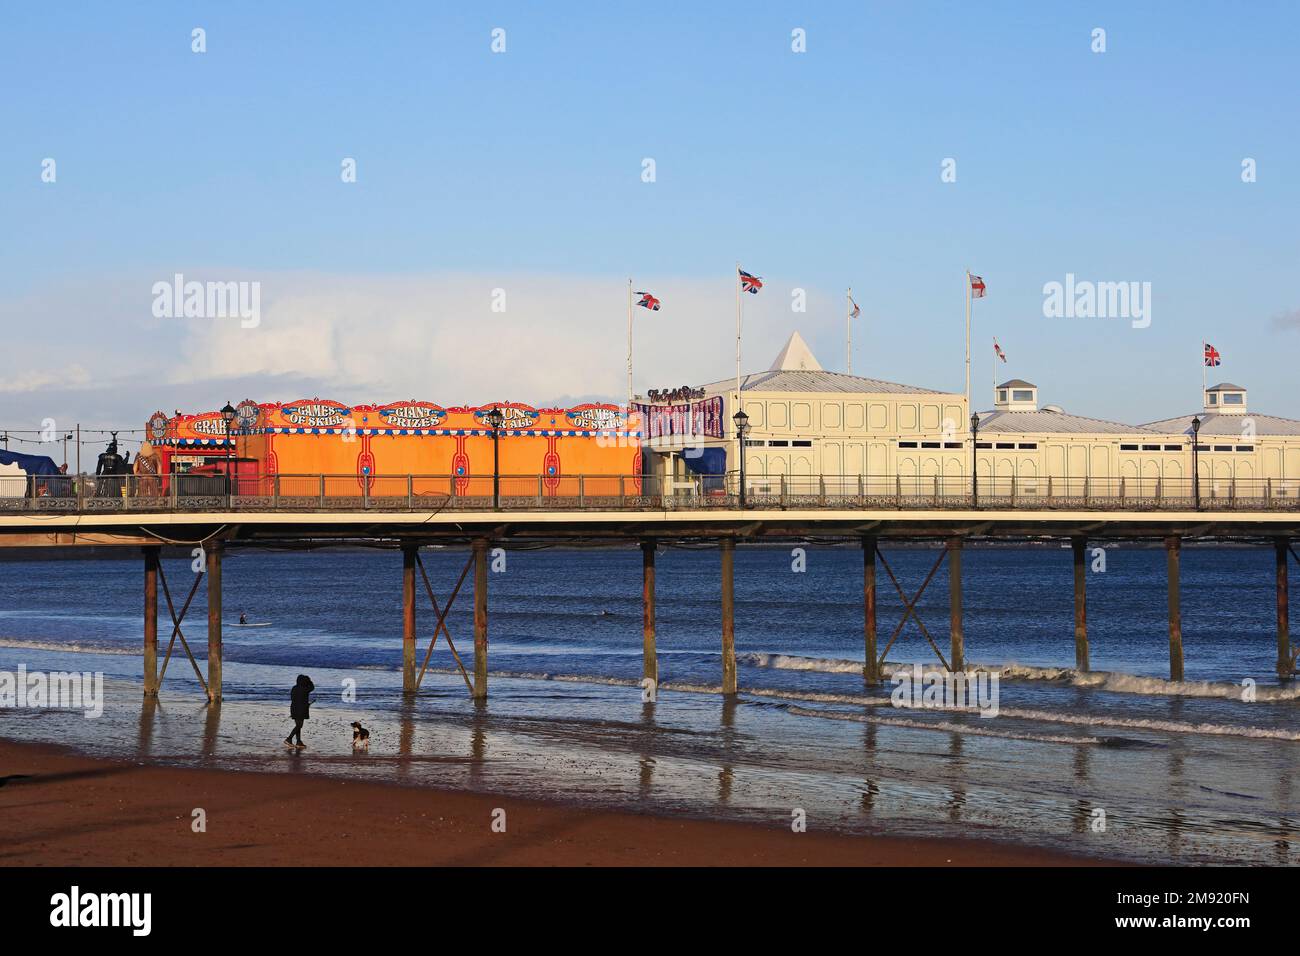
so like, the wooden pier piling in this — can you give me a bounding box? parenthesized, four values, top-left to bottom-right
(641, 540, 657, 684)
(1166, 535, 1183, 682)
(402, 542, 417, 693)
(473, 538, 489, 699)
(863, 536, 879, 684)
(143, 546, 159, 696)
(206, 541, 222, 701)
(18, 493, 1300, 711)
(1072, 536, 1089, 671)
(947, 537, 964, 671)
(720, 536, 737, 694)
(1277, 538, 1292, 679)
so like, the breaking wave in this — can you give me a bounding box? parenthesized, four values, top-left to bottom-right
(739, 652, 866, 675)
(739, 651, 1300, 703)
(0, 637, 135, 657)
(993, 662, 1300, 702)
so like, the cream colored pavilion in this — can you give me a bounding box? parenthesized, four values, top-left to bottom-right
(642, 332, 1300, 501)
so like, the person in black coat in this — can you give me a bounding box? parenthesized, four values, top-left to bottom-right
(285, 674, 315, 749)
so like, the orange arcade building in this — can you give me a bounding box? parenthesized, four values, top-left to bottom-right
(144, 398, 643, 497)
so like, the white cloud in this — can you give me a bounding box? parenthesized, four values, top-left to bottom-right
(167, 271, 803, 407)
(0, 363, 92, 394)
(0, 269, 818, 423)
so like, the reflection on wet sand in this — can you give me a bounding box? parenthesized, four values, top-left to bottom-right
(859, 722, 880, 817)
(717, 697, 738, 806)
(1275, 769, 1293, 864)
(945, 732, 965, 824)
(1070, 742, 1093, 835)
(1072, 797, 1092, 836)
(1162, 742, 1189, 857)
(137, 695, 158, 757)
(201, 703, 220, 759)
(469, 699, 488, 785)
(397, 698, 416, 775)
(638, 701, 656, 797)
(1072, 739, 1091, 782)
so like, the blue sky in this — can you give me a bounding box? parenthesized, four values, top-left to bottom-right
(2, 1, 1298, 439)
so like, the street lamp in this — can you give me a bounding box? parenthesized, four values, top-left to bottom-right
(1191, 415, 1202, 509)
(220, 401, 237, 509)
(970, 412, 980, 507)
(733, 409, 750, 509)
(486, 406, 504, 510)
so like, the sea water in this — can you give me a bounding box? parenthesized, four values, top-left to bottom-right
(1, 543, 1297, 865)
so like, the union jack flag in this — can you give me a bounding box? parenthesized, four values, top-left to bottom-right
(739, 269, 763, 294)
(969, 274, 986, 298)
(1204, 342, 1221, 367)
(850, 297, 861, 319)
(636, 292, 660, 311)
(994, 338, 1007, 362)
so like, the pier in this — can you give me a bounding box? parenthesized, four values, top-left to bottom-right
(2, 471, 1298, 701)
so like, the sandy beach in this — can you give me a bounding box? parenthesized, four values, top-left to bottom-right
(0, 738, 1107, 867)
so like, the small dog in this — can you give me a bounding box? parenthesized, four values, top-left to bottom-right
(351, 721, 371, 750)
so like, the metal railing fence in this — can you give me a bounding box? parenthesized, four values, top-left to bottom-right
(1, 472, 1296, 513)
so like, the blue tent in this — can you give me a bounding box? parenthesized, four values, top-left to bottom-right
(0, 450, 60, 475)
(681, 446, 727, 493)
(0, 449, 71, 496)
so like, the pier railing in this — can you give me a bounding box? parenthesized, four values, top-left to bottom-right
(3, 472, 1299, 513)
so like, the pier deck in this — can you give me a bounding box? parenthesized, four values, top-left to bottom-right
(2, 505, 1298, 545)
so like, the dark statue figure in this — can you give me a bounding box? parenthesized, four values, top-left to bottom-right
(93, 433, 130, 498)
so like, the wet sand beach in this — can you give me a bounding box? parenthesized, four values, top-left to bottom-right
(0, 738, 1107, 867)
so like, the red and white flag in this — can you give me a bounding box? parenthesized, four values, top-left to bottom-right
(969, 274, 986, 298)
(1204, 342, 1221, 367)
(994, 338, 1007, 362)
(636, 292, 661, 311)
(850, 296, 861, 319)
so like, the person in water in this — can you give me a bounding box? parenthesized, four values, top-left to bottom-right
(285, 674, 315, 749)
(239, 612, 247, 625)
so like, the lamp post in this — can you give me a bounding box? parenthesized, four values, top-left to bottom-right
(220, 401, 237, 509)
(486, 406, 504, 510)
(1191, 415, 1201, 509)
(970, 412, 980, 508)
(733, 409, 750, 509)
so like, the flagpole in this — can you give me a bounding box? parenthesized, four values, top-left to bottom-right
(736, 264, 742, 399)
(627, 279, 634, 406)
(1201, 339, 1207, 403)
(846, 286, 852, 375)
(964, 269, 972, 414)
(736, 263, 742, 480)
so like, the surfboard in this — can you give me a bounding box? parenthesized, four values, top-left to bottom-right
(231, 622, 272, 627)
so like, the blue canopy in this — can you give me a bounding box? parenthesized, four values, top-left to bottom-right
(681, 446, 727, 492)
(0, 450, 60, 475)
